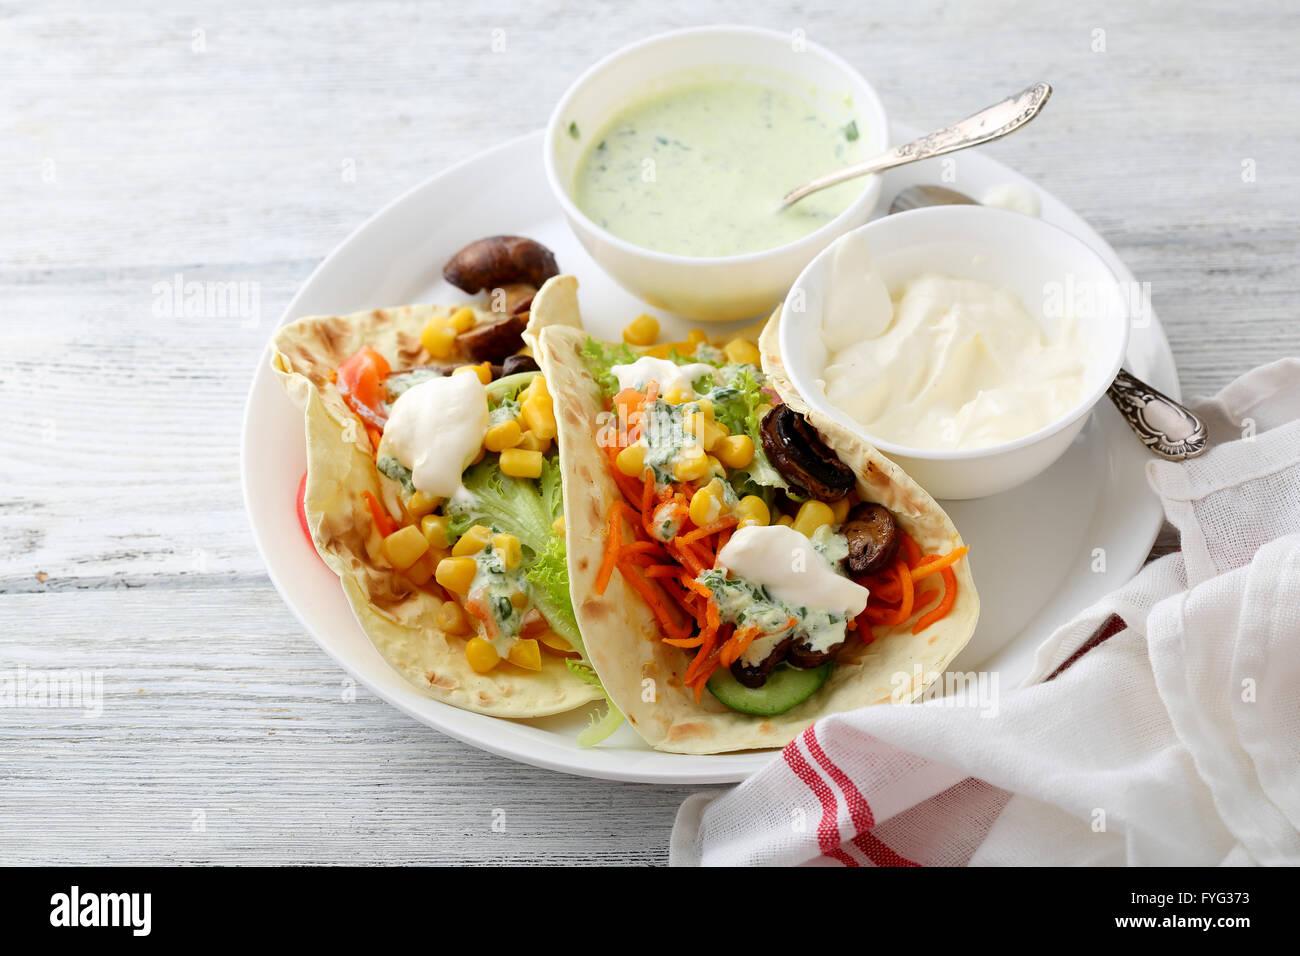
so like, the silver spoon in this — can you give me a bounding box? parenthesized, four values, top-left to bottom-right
(885, 184, 1208, 460)
(781, 82, 1052, 209)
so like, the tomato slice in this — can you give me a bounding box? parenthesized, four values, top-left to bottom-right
(336, 346, 391, 427)
(296, 471, 312, 545)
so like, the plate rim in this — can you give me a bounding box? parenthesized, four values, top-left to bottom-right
(241, 127, 1175, 784)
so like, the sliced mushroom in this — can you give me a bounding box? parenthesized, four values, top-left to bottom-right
(443, 236, 559, 294)
(759, 405, 856, 501)
(729, 635, 794, 688)
(457, 313, 527, 364)
(501, 353, 540, 377)
(787, 635, 848, 670)
(843, 502, 899, 575)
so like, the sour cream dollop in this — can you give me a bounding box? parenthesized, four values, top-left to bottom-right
(716, 525, 869, 618)
(611, 356, 715, 395)
(819, 238, 1092, 451)
(382, 373, 488, 497)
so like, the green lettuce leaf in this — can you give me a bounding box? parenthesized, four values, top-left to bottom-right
(446, 457, 562, 557)
(581, 337, 638, 399)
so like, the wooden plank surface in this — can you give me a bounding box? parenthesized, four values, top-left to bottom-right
(2, 0, 1297, 864)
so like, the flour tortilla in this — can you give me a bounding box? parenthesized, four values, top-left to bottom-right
(536, 285, 979, 753)
(271, 299, 601, 717)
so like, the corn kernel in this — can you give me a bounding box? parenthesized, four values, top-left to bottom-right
(465, 637, 500, 673)
(623, 313, 660, 347)
(506, 638, 542, 671)
(792, 500, 836, 538)
(436, 600, 471, 635)
(724, 338, 761, 366)
(521, 395, 557, 440)
(420, 319, 457, 359)
(420, 515, 451, 549)
(538, 628, 573, 655)
(493, 533, 522, 570)
(484, 419, 523, 452)
(687, 329, 709, 347)
(448, 306, 477, 332)
(404, 551, 437, 586)
(662, 386, 692, 405)
(754, 403, 774, 421)
(382, 525, 428, 571)
(615, 443, 646, 478)
(829, 496, 852, 525)
(696, 398, 714, 421)
(689, 480, 726, 528)
(453, 362, 493, 385)
(452, 524, 493, 557)
(435, 556, 478, 595)
(552, 515, 566, 536)
(736, 495, 771, 528)
(685, 411, 728, 452)
(673, 446, 710, 482)
(706, 454, 726, 478)
(406, 490, 439, 520)
(776, 514, 795, 528)
(713, 434, 755, 469)
(500, 448, 544, 479)
(516, 430, 552, 454)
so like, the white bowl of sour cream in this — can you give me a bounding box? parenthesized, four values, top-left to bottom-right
(545, 25, 889, 322)
(778, 205, 1130, 499)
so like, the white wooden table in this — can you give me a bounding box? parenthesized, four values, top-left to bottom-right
(3, 1, 1297, 865)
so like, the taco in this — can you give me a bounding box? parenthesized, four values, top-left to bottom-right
(534, 278, 979, 754)
(270, 254, 618, 726)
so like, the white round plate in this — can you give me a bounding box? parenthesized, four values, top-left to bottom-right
(242, 127, 1178, 784)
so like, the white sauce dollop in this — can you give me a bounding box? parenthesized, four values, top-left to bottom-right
(819, 239, 1092, 451)
(382, 373, 488, 497)
(716, 525, 869, 618)
(611, 356, 716, 395)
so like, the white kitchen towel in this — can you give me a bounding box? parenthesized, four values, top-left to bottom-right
(670, 359, 1300, 866)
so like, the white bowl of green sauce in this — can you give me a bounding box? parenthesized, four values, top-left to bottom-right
(545, 25, 889, 322)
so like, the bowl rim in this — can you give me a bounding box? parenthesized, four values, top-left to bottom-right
(779, 204, 1132, 462)
(542, 24, 890, 267)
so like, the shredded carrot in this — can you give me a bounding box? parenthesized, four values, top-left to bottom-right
(619, 557, 691, 640)
(645, 381, 659, 403)
(361, 491, 396, 537)
(679, 514, 738, 545)
(899, 530, 922, 568)
(594, 506, 625, 595)
(644, 564, 683, 578)
(641, 471, 655, 514)
(909, 546, 969, 582)
(913, 567, 958, 633)
(683, 577, 713, 599)
(867, 559, 915, 627)
(664, 635, 705, 648)
(365, 425, 382, 455)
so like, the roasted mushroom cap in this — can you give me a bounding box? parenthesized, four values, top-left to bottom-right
(787, 635, 848, 670)
(457, 313, 527, 365)
(843, 502, 899, 575)
(443, 236, 559, 294)
(759, 405, 856, 501)
(729, 635, 795, 688)
(501, 353, 540, 377)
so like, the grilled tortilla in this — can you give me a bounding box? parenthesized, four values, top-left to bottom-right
(270, 292, 601, 718)
(534, 278, 979, 753)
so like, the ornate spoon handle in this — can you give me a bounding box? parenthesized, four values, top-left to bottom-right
(1106, 369, 1208, 460)
(781, 82, 1052, 208)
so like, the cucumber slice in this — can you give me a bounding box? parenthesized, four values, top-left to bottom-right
(485, 370, 539, 404)
(706, 662, 833, 716)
